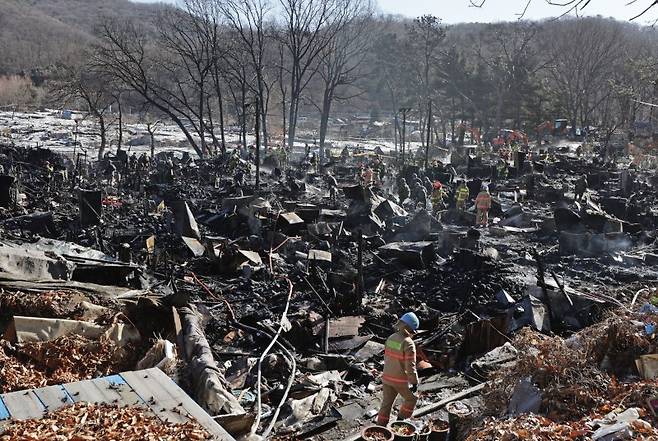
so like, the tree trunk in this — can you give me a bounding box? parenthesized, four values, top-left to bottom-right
(394, 113, 399, 155)
(425, 100, 432, 169)
(450, 97, 456, 143)
(255, 98, 261, 190)
(218, 92, 226, 154)
(282, 94, 287, 148)
(98, 115, 107, 160)
(241, 80, 247, 148)
(287, 95, 297, 149)
(494, 88, 504, 131)
(319, 87, 332, 149)
(212, 69, 227, 154)
(258, 85, 268, 150)
(199, 83, 207, 156)
(287, 70, 299, 149)
(142, 96, 203, 157)
(117, 100, 123, 151)
(419, 111, 426, 149)
(651, 80, 658, 122)
(149, 130, 155, 159)
(441, 118, 447, 146)
(206, 96, 220, 154)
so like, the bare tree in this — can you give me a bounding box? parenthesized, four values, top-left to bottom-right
(206, 13, 231, 153)
(223, 42, 255, 148)
(278, 0, 357, 149)
(475, 22, 542, 132)
(217, 0, 273, 149)
(155, 2, 217, 156)
(544, 18, 624, 134)
(405, 15, 446, 147)
(147, 120, 162, 159)
(50, 62, 115, 159)
(370, 29, 413, 154)
(276, 40, 290, 145)
(316, 1, 373, 150)
(94, 19, 207, 157)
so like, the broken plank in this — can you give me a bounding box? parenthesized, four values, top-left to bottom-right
(32, 385, 73, 412)
(120, 370, 189, 425)
(412, 383, 486, 417)
(145, 368, 235, 440)
(1, 390, 45, 420)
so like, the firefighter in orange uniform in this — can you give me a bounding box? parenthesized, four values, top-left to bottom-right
(475, 184, 492, 227)
(377, 312, 420, 426)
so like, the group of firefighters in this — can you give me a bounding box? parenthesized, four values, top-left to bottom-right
(392, 174, 492, 227)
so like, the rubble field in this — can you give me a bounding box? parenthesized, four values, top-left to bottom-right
(0, 118, 658, 440)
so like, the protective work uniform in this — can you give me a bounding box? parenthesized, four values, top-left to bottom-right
(475, 186, 492, 226)
(455, 183, 470, 211)
(574, 175, 587, 202)
(497, 160, 508, 180)
(431, 181, 446, 213)
(326, 174, 339, 203)
(377, 313, 420, 426)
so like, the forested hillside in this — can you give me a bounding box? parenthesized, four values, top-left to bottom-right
(0, 0, 158, 74)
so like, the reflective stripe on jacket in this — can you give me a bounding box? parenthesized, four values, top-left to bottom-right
(456, 187, 469, 202)
(431, 189, 445, 203)
(382, 331, 418, 386)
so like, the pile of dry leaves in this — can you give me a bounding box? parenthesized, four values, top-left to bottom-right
(0, 402, 212, 440)
(0, 289, 86, 319)
(0, 334, 139, 393)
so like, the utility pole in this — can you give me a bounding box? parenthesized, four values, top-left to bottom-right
(254, 97, 261, 190)
(393, 112, 399, 157)
(425, 100, 432, 169)
(73, 119, 79, 158)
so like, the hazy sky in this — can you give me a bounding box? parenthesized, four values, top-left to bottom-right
(134, 0, 658, 24)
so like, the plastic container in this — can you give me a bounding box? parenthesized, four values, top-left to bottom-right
(362, 425, 395, 441)
(388, 421, 418, 441)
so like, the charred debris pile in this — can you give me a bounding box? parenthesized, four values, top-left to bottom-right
(0, 140, 658, 439)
